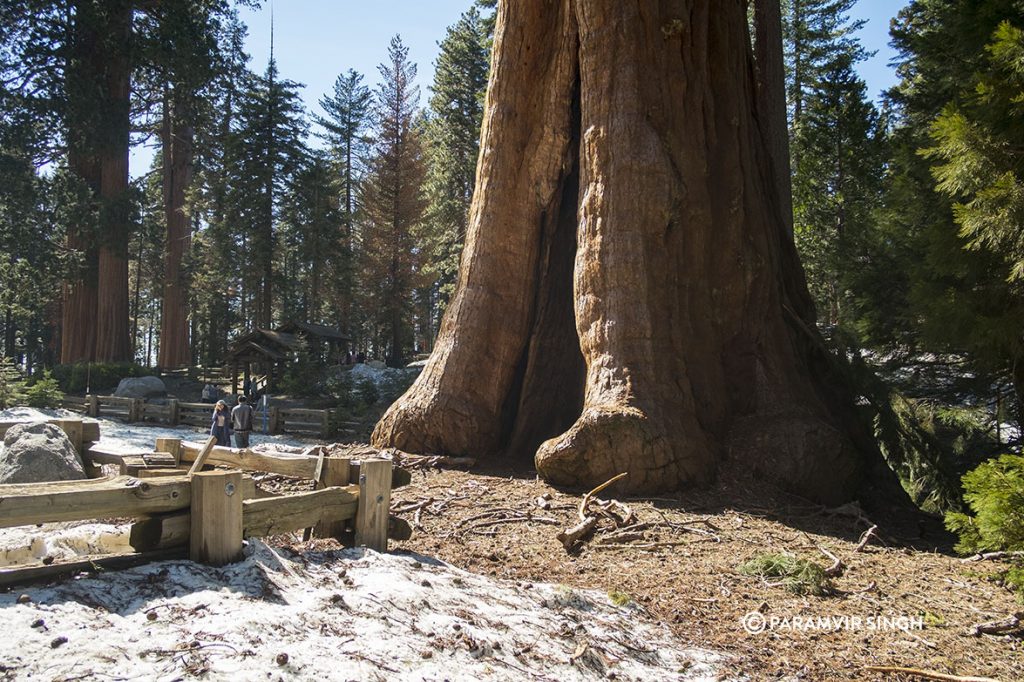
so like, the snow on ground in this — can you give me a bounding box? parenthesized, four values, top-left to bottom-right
(0, 543, 734, 681)
(0, 408, 737, 680)
(0, 406, 309, 452)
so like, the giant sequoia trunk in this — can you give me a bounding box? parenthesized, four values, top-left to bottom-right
(158, 93, 194, 369)
(62, 0, 133, 363)
(373, 0, 885, 503)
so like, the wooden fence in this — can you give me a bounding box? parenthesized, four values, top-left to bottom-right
(0, 419, 408, 587)
(72, 394, 341, 438)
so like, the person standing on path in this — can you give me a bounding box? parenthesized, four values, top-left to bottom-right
(231, 396, 254, 448)
(211, 400, 232, 446)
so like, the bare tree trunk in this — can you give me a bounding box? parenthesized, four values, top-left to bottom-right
(373, 0, 890, 504)
(158, 91, 194, 369)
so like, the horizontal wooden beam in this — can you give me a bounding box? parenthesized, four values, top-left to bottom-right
(0, 419, 100, 443)
(181, 441, 323, 478)
(0, 475, 190, 528)
(0, 547, 188, 589)
(243, 485, 358, 537)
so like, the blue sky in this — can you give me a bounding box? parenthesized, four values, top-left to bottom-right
(130, 0, 911, 175)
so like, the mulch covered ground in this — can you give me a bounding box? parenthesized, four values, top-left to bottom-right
(376, 459, 1022, 681)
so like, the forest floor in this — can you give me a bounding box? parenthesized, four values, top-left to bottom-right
(386, 458, 1023, 681)
(1, 409, 1021, 680)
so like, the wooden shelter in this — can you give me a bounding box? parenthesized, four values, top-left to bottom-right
(225, 323, 350, 395)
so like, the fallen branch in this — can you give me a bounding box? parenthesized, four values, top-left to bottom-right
(855, 525, 879, 553)
(865, 665, 998, 682)
(968, 611, 1023, 637)
(577, 472, 628, 521)
(802, 532, 845, 577)
(961, 550, 1024, 563)
(557, 516, 598, 551)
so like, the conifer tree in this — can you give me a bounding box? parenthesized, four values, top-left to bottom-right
(316, 69, 372, 335)
(232, 57, 308, 330)
(360, 35, 428, 367)
(422, 7, 490, 330)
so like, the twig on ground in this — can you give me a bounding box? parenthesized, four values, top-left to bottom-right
(865, 665, 998, 682)
(578, 473, 628, 521)
(801, 531, 845, 577)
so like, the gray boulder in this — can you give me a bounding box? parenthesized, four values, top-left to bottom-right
(114, 376, 167, 399)
(0, 422, 87, 484)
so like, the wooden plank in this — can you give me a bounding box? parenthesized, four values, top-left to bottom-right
(190, 470, 243, 566)
(84, 443, 151, 466)
(136, 471, 255, 498)
(187, 436, 218, 476)
(243, 485, 358, 538)
(354, 459, 391, 552)
(155, 438, 182, 466)
(0, 475, 190, 528)
(277, 408, 330, 419)
(180, 441, 320, 479)
(314, 457, 351, 539)
(0, 548, 188, 589)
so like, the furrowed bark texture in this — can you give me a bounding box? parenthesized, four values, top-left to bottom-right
(373, 0, 877, 504)
(158, 94, 194, 369)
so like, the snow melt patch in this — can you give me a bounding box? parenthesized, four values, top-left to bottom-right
(0, 542, 735, 681)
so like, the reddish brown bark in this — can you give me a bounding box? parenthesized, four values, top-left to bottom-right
(62, 0, 133, 364)
(158, 93, 194, 369)
(373, 0, 887, 504)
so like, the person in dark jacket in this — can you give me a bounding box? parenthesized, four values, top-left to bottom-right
(210, 400, 232, 446)
(231, 396, 254, 448)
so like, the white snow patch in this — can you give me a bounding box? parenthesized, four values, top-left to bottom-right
(0, 543, 735, 680)
(0, 406, 310, 452)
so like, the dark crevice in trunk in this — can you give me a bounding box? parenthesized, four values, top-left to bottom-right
(500, 72, 586, 462)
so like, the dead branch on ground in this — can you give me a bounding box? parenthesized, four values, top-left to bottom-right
(968, 611, 1024, 637)
(865, 665, 998, 682)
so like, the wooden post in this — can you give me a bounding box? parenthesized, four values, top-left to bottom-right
(52, 419, 84, 455)
(354, 459, 391, 552)
(321, 410, 331, 438)
(313, 457, 351, 539)
(167, 399, 179, 426)
(188, 436, 218, 476)
(129, 398, 142, 423)
(189, 470, 243, 566)
(87, 394, 99, 418)
(269, 406, 280, 434)
(155, 437, 183, 467)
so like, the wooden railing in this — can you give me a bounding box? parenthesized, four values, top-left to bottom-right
(0, 420, 409, 587)
(77, 395, 338, 438)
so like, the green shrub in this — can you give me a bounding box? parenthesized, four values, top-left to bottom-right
(945, 454, 1024, 555)
(738, 553, 833, 596)
(23, 371, 64, 408)
(51, 361, 146, 393)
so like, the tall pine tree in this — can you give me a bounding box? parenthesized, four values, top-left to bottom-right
(360, 35, 427, 367)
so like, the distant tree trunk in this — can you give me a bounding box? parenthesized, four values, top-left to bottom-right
(373, 0, 892, 504)
(93, 0, 133, 362)
(158, 91, 194, 368)
(61, 2, 101, 364)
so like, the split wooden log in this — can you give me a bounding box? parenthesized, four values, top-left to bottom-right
(0, 475, 190, 528)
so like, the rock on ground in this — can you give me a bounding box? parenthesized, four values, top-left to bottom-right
(0, 422, 86, 484)
(114, 376, 167, 399)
